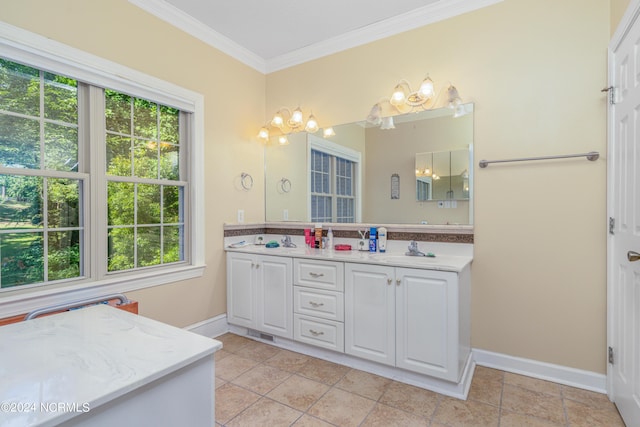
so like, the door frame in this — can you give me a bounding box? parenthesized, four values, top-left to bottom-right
(606, 0, 640, 398)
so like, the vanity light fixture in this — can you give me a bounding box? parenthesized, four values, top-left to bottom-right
(278, 135, 289, 145)
(367, 75, 464, 129)
(323, 127, 336, 137)
(380, 116, 395, 130)
(257, 106, 325, 143)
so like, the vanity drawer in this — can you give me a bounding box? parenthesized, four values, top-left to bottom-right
(294, 286, 344, 322)
(294, 314, 344, 352)
(294, 259, 344, 291)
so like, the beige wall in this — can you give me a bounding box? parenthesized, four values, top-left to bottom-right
(611, 0, 631, 34)
(0, 0, 266, 327)
(266, 0, 610, 373)
(0, 0, 620, 375)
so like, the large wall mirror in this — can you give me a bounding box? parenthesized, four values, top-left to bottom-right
(265, 104, 473, 225)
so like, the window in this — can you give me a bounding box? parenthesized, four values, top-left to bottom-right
(308, 136, 360, 223)
(0, 49, 201, 294)
(0, 60, 84, 288)
(104, 90, 186, 272)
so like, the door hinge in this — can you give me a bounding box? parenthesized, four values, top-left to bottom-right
(608, 346, 614, 364)
(609, 217, 615, 235)
(602, 86, 618, 105)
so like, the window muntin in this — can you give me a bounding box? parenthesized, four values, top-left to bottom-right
(0, 57, 189, 290)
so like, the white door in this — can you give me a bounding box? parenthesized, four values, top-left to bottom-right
(608, 2, 640, 425)
(344, 263, 395, 366)
(227, 253, 256, 328)
(395, 268, 458, 382)
(257, 255, 293, 338)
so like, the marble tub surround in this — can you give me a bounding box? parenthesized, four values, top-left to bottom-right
(0, 305, 221, 427)
(223, 222, 473, 244)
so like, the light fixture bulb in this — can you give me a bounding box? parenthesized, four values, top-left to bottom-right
(271, 112, 284, 128)
(305, 114, 319, 133)
(453, 104, 467, 118)
(366, 104, 382, 126)
(289, 107, 304, 127)
(418, 76, 434, 98)
(257, 126, 269, 141)
(323, 127, 335, 137)
(390, 84, 407, 106)
(447, 85, 462, 109)
(278, 135, 289, 145)
(380, 116, 395, 130)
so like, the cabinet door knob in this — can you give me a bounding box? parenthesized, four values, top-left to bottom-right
(387, 278, 392, 285)
(309, 329, 324, 336)
(396, 279, 401, 286)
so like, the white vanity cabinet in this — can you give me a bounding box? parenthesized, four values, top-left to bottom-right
(345, 262, 470, 383)
(293, 258, 345, 352)
(227, 252, 293, 339)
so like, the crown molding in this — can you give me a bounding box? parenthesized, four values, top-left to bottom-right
(128, 0, 267, 73)
(266, 0, 503, 73)
(129, 0, 502, 75)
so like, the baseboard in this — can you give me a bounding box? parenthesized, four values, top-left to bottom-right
(184, 313, 229, 338)
(473, 348, 607, 394)
(183, 316, 607, 395)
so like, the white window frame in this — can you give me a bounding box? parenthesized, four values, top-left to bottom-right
(0, 23, 205, 316)
(307, 134, 362, 223)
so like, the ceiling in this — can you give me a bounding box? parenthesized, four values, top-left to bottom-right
(129, 0, 501, 73)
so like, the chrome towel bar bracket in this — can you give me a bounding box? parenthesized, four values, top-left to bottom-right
(479, 151, 599, 168)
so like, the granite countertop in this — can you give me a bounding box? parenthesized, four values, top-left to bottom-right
(0, 305, 221, 427)
(225, 244, 472, 273)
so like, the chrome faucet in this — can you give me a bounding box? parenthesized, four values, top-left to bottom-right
(406, 240, 426, 256)
(281, 235, 296, 248)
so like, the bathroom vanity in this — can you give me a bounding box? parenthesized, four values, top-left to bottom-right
(0, 305, 221, 427)
(226, 239, 472, 398)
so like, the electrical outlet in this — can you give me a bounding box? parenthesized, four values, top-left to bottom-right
(237, 209, 244, 223)
(451, 200, 457, 208)
(283, 209, 289, 220)
(444, 200, 451, 208)
(437, 201, 444, 208)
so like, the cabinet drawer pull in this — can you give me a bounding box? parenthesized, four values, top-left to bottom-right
(308, 301, 324, 308)
(309, 272, 324, 278)
(309, 329, 324, 336)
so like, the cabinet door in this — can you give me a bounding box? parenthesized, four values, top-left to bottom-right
(227, 253, 256, 328)
(256, 255, 293, 338)
(395, 268, 459, 381)
(345, 263, 395, 366)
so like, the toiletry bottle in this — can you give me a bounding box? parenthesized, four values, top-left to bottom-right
(327, 228, 334, 250)
(304, 229, 311, 247)
(315, 223, 322, 249)
(369, 227, 377, 252)
(378, 227, 387, 253)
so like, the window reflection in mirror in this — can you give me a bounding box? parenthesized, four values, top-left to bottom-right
(264, 104, 473, 225)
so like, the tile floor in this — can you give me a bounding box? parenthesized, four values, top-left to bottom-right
(214, 333, 626, 427)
